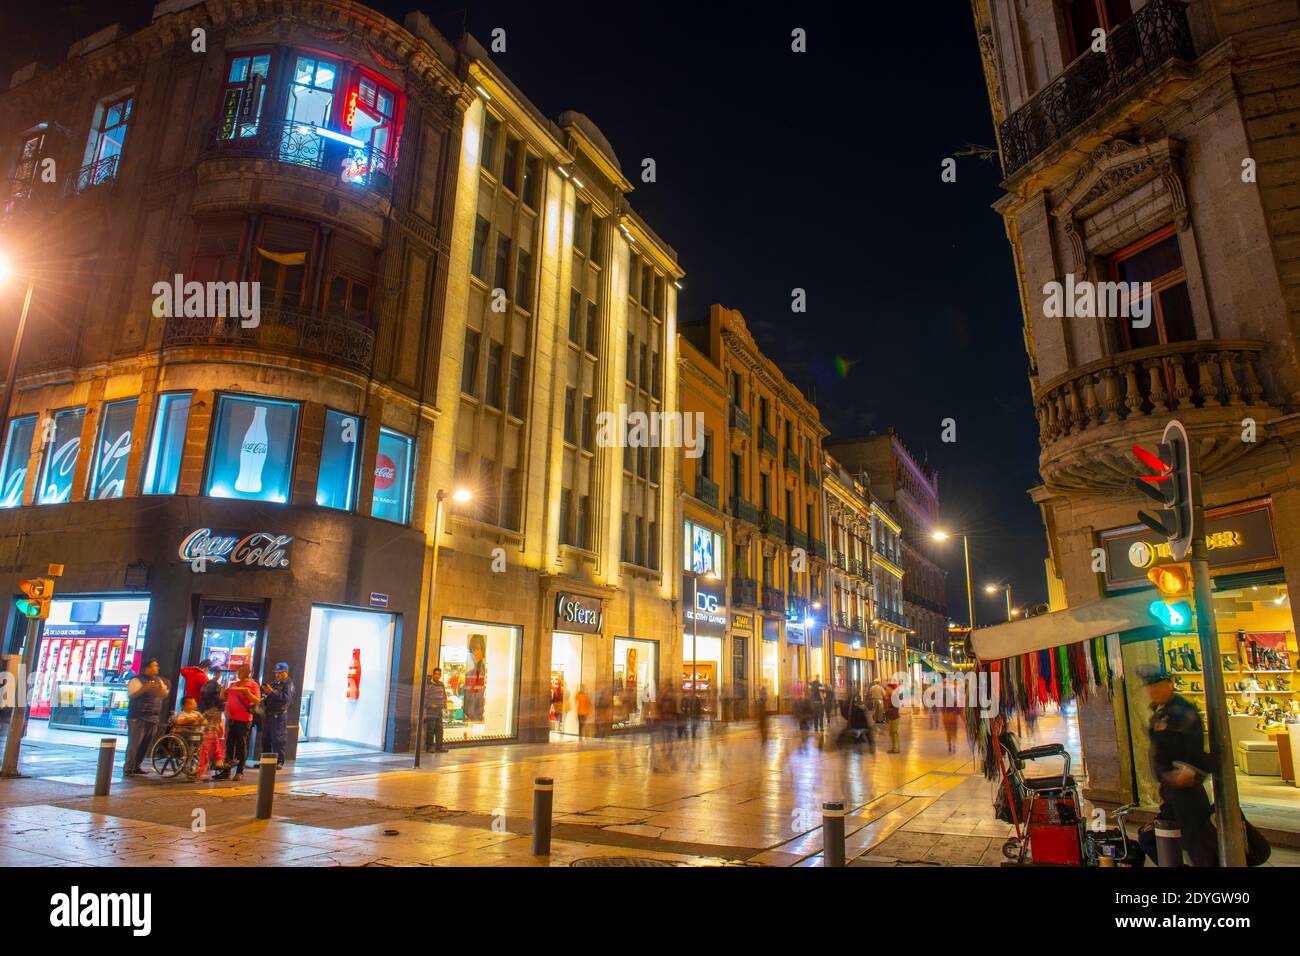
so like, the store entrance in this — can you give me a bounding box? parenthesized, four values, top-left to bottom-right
(549, 632, 584, 737)
(189, 601, 266, 693)
(1121, 581, 1299, 834)
(681, 634, 723, 720)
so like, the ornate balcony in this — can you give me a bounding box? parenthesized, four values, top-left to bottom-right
(695, 473, 720, 509)
(832, 550, 847, 571)
(999, 0, 1195, 176)
(1035, 340, 1279, 494)
(202, 118, 397, 196)
(760, 510, 785, 541)
(761, 586, 785, 614)
(66, 155, 120, 198)
(732, 576, 759, 607)
(760, 427, 777, 457)
(163, 305, 375, 374)
(730, 404, 751, 437)
(811, 537, 827, 560)
(787, 526, 808, 549)
(804, 463, 819, 486)
(730, 496, 760, 526)
(784, 448, 800, 473)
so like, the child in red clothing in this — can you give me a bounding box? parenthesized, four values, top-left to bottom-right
(198, 699, 226, 778)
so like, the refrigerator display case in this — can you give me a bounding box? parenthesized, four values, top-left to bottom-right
(48, 679, 131, 733)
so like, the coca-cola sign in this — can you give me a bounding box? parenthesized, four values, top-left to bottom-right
(178, 528, 293, 570)
(373, 453, 397, 491)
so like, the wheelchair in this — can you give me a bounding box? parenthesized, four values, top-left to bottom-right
(149, 727, 204, 780)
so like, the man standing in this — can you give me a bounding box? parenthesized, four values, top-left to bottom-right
(809, 678, 824, 732)
(424, 667, 448, 753)
(1142, 665, 1217, 866)
(215, 664, 259, 781)
(260, 662, 295, 767)
(123, 659, 168, 776)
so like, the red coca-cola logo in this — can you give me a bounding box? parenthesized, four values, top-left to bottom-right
(374, 454, 397, 490)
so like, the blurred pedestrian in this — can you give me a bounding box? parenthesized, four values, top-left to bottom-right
(884, 682, 901, 754)
(868, 680, 886, 725)
(123, 658, 168, 777)
(941, 700, 962, 753)
(576, 685, 594, 737)
(809, 679, 824, 732)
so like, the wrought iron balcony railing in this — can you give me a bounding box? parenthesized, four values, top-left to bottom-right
(760, 427, 777, 456)
(999, 0, 1195, 176)
(761, 586, 785, 614)
(730, 404, 751, 437)
(164, 305, 375, 373)
(832, 550, 847, 571)
(67, 155, 120, 198)
(784, 448, 800, 473)
(730, 496, 760, 526)
(760, 510, 785, 541)
(732, 577, 759, 608)
(850, 557, 869, 579)
(804, 463, 819, 486)
(695, 473, 720, 509)
(202, 118, 397, 195)
(811, 537, 827, 560)
(787, 526, 808, 549)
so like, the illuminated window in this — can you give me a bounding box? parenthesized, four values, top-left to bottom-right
(35, 408, 86, 505)
(317, 410, 360, 510)
(142, 394, 191, 495)
(219, 52, 272, 138)
(205, 395, 299, 503)
(371, 427, 414, 524)
(0, 415, 36, 508)
(77, 94, 132, 191)
(88, 399, 137, 500)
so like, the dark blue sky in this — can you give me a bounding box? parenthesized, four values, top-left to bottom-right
(0, 0, 1049, 622)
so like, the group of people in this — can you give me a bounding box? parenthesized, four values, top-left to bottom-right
(122, 657, 296, 781)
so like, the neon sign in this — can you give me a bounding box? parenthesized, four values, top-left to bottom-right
(345, 89, 359, 129)
(179, 528, 293, 569)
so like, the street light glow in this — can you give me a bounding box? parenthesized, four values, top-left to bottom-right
(452, 488, 472, 503)
(931, 530, 949, 541)
(984, 584, 998, 593)
(0, 255, 11, 285)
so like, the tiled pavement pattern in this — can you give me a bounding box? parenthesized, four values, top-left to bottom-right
(1, 714, 1296, 866)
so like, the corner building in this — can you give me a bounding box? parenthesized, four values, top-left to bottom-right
(0, 1, 681, 755)
(974, 0, 1300, 823)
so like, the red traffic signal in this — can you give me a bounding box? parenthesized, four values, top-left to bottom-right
(1132, 421, 1195, 560)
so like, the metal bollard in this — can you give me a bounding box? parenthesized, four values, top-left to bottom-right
(1155, 817, 1184, 867)
(93, 738, 116, 796)
(823, 801, 846, 867)
(532, 776, 554, 856)
(255, 753, 277, 820)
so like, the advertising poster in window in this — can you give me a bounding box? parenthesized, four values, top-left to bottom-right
(206, 396, 298, 503)
(0, 415, 36, 508)
(90, 399, 137, 500)
(38, 408, 87, 504)
(371, 428, 413, 523)
(316, 410, 360, 509)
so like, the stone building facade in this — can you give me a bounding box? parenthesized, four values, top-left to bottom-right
(973, 0, 1300, 807)
(0, 0, 681, 754)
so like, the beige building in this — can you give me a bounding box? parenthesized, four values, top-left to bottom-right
(430, 39, 683, 743)
(973, 0, 1300, 820)
(822, 452, 873, 694)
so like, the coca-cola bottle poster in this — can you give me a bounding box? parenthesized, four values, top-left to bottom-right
(206, 395, 299, 503)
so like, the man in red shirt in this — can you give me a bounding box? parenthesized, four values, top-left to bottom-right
(179, 658, 211, 703)
(215, 664, 260, 781)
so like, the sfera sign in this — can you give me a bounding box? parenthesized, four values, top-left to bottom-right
(555, 592, 603, 633)
(178, 528, 293, 570)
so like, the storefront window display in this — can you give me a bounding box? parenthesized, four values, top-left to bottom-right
(439, 619, 521, 742)
(37, 407, 86, 505)
(142, 393, 191, 495)
(760, 618, 780, 701)
(1121, 582, 1299, 819)
(88, 399, 137, 500)
(32, 595, 151, 735)
(549, 632, 583, 735)
(0, 415, 36, 507)
(301, 605, 395, 749)
(194, 602, 265, 689)
(613, 637, 657, 729)
(206, 394, 299, 503)
(682, 634, 723, 718)
(316, 410, 361, 510)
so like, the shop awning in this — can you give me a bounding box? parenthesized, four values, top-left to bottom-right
(970, 590, 1153, 661)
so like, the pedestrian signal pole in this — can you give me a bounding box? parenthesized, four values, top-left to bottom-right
(1134, 421, 1244, 866)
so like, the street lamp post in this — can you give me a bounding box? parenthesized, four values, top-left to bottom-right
(985, 582, 1013, 623)
(414, 487, 470, 769)
(933, 530, 976, 633)
(0, 256, 35, 481)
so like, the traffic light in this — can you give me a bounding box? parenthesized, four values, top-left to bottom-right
(1132, 420, 1194, 560)
(16, 578, 53, 619)
(1147, 562, 1192, 598)
(1148, 599, 1192, 630)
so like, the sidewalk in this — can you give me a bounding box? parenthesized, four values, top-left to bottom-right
(1, 713, 1294, 866)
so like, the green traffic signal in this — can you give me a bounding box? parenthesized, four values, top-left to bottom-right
(1148, 599, 1192, 630)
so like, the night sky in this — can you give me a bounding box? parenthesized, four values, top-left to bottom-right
(0, 0, 1048, 623)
